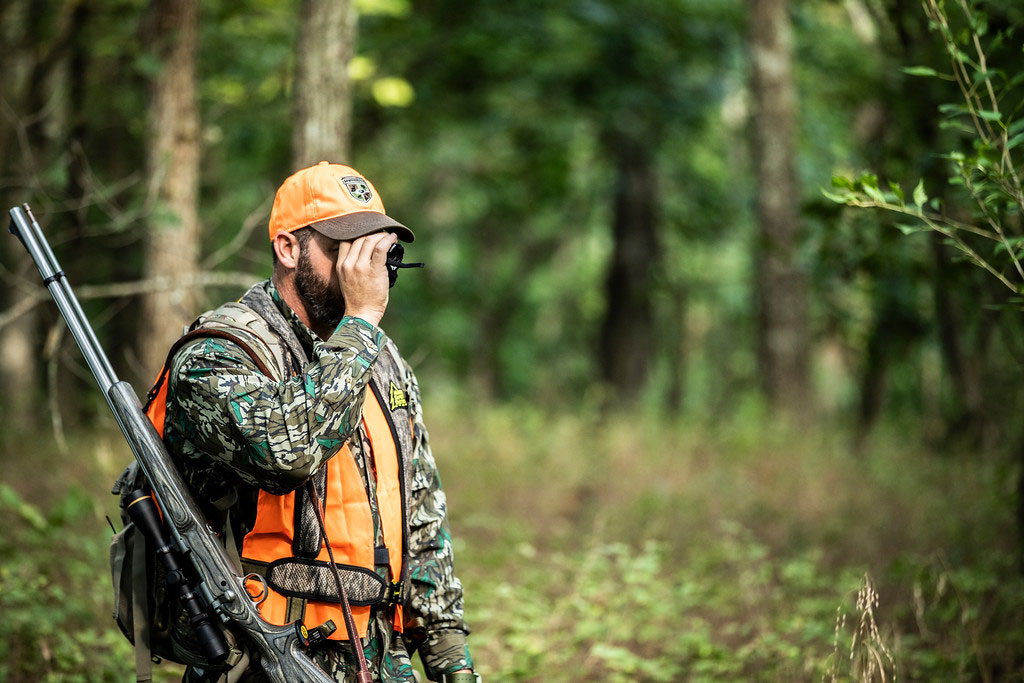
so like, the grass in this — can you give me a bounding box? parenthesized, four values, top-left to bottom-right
(0, 390, 1022, 681)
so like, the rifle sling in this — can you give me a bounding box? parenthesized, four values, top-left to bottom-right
(132, 529, 153, 682)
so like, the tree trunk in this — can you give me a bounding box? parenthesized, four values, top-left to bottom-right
(0, 0, 50, 430)
(748, 0, 811, 412)
(598, 135, 658, 404)
(66, 1, 90, 238)
(292, 0, 357, 168)
(139, 0, 201, 379)
(0, 0, 25, 173)
(0, 271, 39, 430)
(47, 0, 96, 432)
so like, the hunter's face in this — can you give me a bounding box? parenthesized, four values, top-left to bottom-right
(295, 232, 345, 331)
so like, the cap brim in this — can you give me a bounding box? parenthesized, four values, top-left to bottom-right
(309, 212, 415, 243)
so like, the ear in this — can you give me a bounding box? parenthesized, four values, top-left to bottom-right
(272, 231, 301, 269)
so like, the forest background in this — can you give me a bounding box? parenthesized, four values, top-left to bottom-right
(2, 0, 1024, 680)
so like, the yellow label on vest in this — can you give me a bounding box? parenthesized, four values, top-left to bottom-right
(389, 381, 408, 411)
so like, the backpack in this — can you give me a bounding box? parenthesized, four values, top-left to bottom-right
(107, 325, 275, 681)
(109, 461, 237, 673)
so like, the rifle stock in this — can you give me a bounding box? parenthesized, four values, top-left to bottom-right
(9, 204, 333, 683)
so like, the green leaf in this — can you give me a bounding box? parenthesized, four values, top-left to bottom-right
(831, 175, 855, 190)
(821, 188, 854, 204)
(902, 66, 940, 77)
(858, 173, 879, 189)
(1005, 132, 1024, 150)
(913, 180, 927, 208)
(858, 174, 886, 203)
(939, 120, 976, 133)
(993, 236, 1024, 255)
(896, 222, 930, 235)
(983, 191, 1005, 207)
(889, 181, 905, 205)
(977, 109, 1002, 121)
(972, 68, 1001, 84)
(862, 183, 885, 203)
(939, 103, 971, 116)
(969, 11, 988, 37)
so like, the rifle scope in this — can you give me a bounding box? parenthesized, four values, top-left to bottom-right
(125, 488, 231, 666)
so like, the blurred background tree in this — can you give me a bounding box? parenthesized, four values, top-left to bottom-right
(748, 0, 811, 413)
(2, 0, 1024, 680)
(139, 0, 201, 375)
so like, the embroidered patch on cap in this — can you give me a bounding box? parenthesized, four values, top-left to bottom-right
(341, 176, 373, 204)
(388, 380, 408, 411)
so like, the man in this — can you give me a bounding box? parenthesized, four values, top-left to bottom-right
(159, 162, 477, 682)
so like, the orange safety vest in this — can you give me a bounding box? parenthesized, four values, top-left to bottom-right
(145, 329, 408, 641)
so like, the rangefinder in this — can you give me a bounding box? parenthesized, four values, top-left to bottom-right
(385, 242, 424, 288)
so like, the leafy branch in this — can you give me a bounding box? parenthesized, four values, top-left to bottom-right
(824, 173, 1020, 294)
(825, 0, 1024, 296)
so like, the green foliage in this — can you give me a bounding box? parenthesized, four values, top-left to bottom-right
(890, 556, 1024, 680)
(430, 394, 1024, 681)
(353, 0, 745, 400)
(9, 0, 1003, 426)
(826, 0, 1024, 297)
(0, 484, 153, 682)
(2, 397, 1024, 680)
(470, 541, 906, 681)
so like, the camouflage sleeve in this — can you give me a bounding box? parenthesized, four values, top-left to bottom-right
(403, 362, 474, 679)
(168, 316, 386, 494)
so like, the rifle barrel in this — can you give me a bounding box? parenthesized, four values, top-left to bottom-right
(8, 205, 118, 392)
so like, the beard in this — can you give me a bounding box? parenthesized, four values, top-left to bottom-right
(295, 247, 345, 331)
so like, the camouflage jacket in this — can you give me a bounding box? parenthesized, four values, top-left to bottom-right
(162, 279, 472, 681)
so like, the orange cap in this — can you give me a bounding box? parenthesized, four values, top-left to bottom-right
(268, 161, 414, 242)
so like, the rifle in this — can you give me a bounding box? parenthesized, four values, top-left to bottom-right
(8, 204, 335, 683)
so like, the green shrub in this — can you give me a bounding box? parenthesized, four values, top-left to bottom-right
(0, 483, 181, 683)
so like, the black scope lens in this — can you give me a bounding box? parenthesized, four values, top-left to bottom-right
(125, 488, 230, 665)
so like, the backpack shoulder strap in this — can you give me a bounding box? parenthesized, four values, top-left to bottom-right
(131, 528, 153, 682)
(143, 328, 277, 435)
